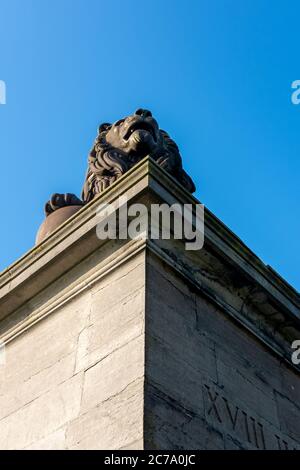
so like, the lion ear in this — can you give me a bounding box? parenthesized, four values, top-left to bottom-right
(98, 123, 111, 134)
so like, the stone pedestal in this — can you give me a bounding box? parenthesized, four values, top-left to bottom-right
(0, 158, 299, 450)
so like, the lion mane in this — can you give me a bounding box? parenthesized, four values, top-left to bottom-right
(82, 113, 195, 203)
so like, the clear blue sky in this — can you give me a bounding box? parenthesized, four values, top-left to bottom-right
(0, 0, 299, 291)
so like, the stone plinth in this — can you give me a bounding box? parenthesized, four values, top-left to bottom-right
(0, 158, 299, 450)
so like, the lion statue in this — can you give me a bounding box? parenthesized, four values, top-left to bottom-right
(45, 108, 195, 216)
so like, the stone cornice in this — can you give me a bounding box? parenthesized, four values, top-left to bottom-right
(0, 158, 299, 369)
(147, 160, 299, 316)
(0, 158, 151, 320)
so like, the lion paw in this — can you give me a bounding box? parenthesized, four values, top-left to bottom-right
(45, 193, 83, 216)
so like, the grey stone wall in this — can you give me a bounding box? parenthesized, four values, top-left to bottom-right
(0, 159, 299, 450)
(0, 251, 145, 450)
(145, 254, 300, 450)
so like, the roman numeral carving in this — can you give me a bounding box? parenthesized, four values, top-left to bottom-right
(275, 435, 289, 450)
(223, 397, 239, 430)
(203, 384, 296, 451)
(258, 422, 266, 450)
(242, 410, 251, 443)
(204, 385, 222, 423)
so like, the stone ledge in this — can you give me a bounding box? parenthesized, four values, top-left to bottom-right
(0, 158, 299, 371)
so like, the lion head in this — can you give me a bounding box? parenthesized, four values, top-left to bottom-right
(82, 108, 196, 202)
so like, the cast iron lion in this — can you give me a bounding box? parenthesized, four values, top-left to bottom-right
(45, 108, 195, 215)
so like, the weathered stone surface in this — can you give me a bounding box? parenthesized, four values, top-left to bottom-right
(66, 379, 144, 450)
(214, 346, 280, 426)
(0, 292, 91, 423)
(144, 253, 300, 450)
(274, 391, 300, 442)
(0, 250, 146, 450)
(81, 335, 144, 413)
(0, 374, 83, 450)
(75, 254, 145, 372)
(24, 427, 67, 450)
(0, 354, 75, 421)
(280, 365, 300, 405)
(78, 290, 144, 372)
(144, 383, 224, 450)
(0, 160, 299, 450)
